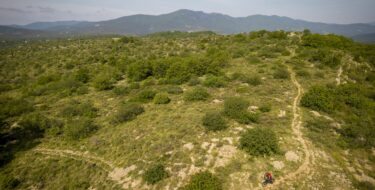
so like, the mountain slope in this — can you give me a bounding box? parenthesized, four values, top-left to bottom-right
(3, 10, 375, 39)
(0, 26, 50, 40)
(60, 9, 375, 37)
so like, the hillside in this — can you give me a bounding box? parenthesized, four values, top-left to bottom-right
(4, 10, 375, 39)
(352, 33, 375, 43)
(0, 31, 374, 189)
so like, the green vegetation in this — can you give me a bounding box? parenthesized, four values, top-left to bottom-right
(113, 103, 145, 123)
(143, 164, 169, 185)
(184, 87, 210, 101)
(132, 90, 157, 102)
(202, 112, 228, 131)
(239, 128, 279, 156)
(153, 93, 171, 104)
(224, 97, 258, 124)
(64, 118, 97, 140)
(183, 171, 222, 190)
(301, 84, 375, 148)
(0, 31, 373, 189)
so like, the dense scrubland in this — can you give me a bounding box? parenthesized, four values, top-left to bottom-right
(0, 30, 374, 189)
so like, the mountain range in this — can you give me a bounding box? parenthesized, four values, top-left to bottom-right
(1, 9, 375, 41)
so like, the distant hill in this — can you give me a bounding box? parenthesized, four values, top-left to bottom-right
(352, 33, 375, 43)
(53, 9, 375, 37)
(0, 26, 51, 40)
(3, 10, 375, 39)
(14, 21, 86, 31)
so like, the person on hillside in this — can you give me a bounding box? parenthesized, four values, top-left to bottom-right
(263, 172, 274, 185)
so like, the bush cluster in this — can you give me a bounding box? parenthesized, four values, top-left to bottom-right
(300, 86, 335, 113)
(143, 164, 169, 185)
(273, 67, 290, 79)
(133, 90, 157, 102)
(64, 118, 97, 140)
(163, 85, 183, 94)
(113, 103, 145, 123)
(0, 97, 33, 120)
(60, 101, 98, 118)
(183, 171, 222, 190)
(93, 74, 115, 91)
(224, 97, 258, 124)
(126, 55, 228, 84)
(239, 128, 279, 156)
(153, 93, 171, 104)
(203, 75, 226, 88)
(184, 87, 210, 101)
(202, 112, 228, 131)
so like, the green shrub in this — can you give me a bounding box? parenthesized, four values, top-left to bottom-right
(143, 164, 169, 185)
(273, 68, 289, 79)
(239, 128, 279, 156)
(133, 90, 157, 102)
(64, 118, 97, 140)
(75, 68, 90, 83)
(93, 74, 114, 90)
(163, 85, 183, 94)
(0, 97, 33, 120)
(183, 171, 222, 190)
(153, 93, 171, 104)
(127, 61, 152, 81)
(17, 113, 53, 139)
(113, 103, 145, 123)
(202, 112, 228, 131)
(37, 73, 60, 85)
(234, 111, 259, 124)
(259, 105, 271, 113)
(296, 70, 311, 78)
(0, 174, 20, 190)
(245, 76, 262, 86)
(60, 101, 98, 118)
(188, 77, 201, 86)
(128, 82, 140, 90)
(300, 86, 335, 113)
(223, 97, 249, 118)
(112, 86, 130, 96)
(166, 62, 192, 84)
(224, 97, 259, 124)
(246, 56, 261, 64)
(184, 87, 210, 101)
(203, 75, 226, 88)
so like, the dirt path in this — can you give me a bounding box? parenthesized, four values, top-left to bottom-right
(258, 49, 315, 189)
(336, 66, 343, 85)
(34, 148, 115, 172)
(33, 148, 140, 189)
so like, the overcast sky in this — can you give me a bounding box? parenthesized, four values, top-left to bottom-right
(1, 0, 374, 25)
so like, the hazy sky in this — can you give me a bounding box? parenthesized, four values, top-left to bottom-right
(1, 0, 374, 25)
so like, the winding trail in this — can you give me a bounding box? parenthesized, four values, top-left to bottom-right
(336, 66, 343, 85)
(267, 64, 314, 189)
(33, 148, 115, 172)
(33, 148, 140, 189)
